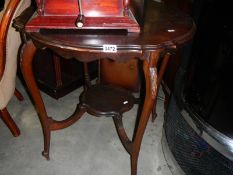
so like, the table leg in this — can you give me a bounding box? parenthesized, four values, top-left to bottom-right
(20, 40, 51, 159)
(20, 40, 85, 160)
(130, 50, 162, 175)
(151, 53, 171, 122)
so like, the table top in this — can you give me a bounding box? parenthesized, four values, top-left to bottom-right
(16, 0, 195, 59)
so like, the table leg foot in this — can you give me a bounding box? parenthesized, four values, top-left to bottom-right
(42, 151, 50, 160)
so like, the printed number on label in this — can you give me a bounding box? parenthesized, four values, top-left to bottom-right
(103, 45, 117, 53)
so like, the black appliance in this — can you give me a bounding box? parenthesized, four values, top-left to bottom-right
(0, 0, 5, 11)
(163, 0, 233, 174)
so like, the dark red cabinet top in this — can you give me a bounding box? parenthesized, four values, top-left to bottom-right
(28, 0, 141, 32)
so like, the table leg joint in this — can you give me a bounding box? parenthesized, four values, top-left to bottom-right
(50, 107, 86, 131)
(113, 116, 133, 154)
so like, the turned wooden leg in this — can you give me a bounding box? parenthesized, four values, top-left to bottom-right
(83, 62, 91, 90)
(52, 54, 63, 87)
(0, 108, 20, 137)
(14, 88, 24, 101)
(20, 40, 51, 160)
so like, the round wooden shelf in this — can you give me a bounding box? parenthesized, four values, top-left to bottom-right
(80, 84, 135, 117)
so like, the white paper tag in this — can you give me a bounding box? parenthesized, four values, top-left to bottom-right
(103, 45, 117, 53)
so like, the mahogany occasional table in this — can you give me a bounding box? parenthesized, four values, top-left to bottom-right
(15, 1, 195, 175)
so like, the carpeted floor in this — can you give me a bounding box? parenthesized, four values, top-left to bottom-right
(0, 78, 173, 175)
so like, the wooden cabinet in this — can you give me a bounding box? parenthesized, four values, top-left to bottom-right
(26, 0, 141, 33)
(99, 58, 140, 92)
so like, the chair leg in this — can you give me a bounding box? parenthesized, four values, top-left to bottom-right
(0, 108, 20, 137)
(14, 88, 24, 101)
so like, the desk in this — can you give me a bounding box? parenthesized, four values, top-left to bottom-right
(16, 1, 195, 175)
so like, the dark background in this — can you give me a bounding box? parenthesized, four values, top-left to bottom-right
(177, 0, 233, 137)
(0, 0, 5, 11)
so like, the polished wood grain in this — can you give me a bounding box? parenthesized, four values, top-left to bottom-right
(28, 0, 140, 32)
(43, 0, 123, 16)
(16, 0, 195, 174)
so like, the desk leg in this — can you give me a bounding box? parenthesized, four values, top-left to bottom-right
(130, 51, 162, 175)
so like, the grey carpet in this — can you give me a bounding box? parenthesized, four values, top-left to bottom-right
(0, 78, 172, 175)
